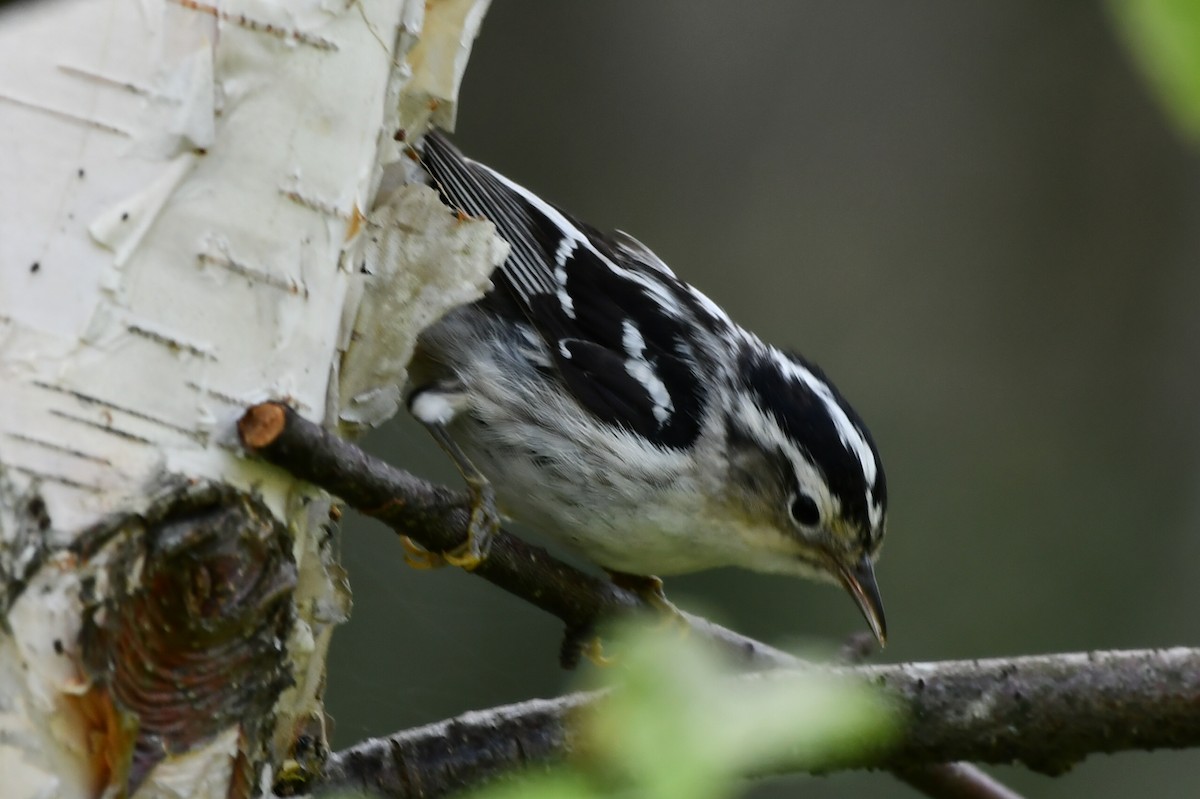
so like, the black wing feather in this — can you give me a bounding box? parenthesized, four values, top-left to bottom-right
(421, 130, 711, 448)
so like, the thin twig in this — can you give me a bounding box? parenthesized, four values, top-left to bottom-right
(894, 763, 1027, 799)
(321, 648, 1200, 798)
(238, 402, 1024, 799)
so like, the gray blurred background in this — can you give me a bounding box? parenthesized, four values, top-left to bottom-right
(328, 3, 1200, 796)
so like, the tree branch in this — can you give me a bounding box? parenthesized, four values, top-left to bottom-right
(237, 402, 794, 670)
(321, 692, 596, 799)
(320, 648, 1200, 798)
(238, 402, 1023, 799)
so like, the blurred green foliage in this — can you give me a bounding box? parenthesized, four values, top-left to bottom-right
(468, 624, 894, 799)
(1111, 0, 1200, 139)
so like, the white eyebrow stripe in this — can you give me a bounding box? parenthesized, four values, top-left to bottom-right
(766, 347, 878, 487)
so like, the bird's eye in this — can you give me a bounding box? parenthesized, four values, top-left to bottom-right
(789, 494, 820, 527)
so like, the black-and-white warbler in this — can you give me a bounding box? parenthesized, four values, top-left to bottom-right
(406, 130, 889, 643)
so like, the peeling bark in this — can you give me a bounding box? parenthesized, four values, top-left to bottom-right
(0, 1, 498, 797)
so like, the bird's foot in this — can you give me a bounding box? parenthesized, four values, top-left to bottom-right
(415, 419, 500, 571)
(398, 479, 498, 572)
(580, 636, 615, 668)
(560, 623, 614, 669)
(606, 571, 688, 633)
(441, 477, 499, 571)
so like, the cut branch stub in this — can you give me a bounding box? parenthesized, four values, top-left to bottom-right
(77, 483, 298, 796)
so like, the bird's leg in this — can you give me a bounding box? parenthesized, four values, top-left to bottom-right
(560, 574, 686, 669)
(605, 570, 687, 632)
(606, 571, 672, 611)
(423, 422, 499, 570)
(409, 386, 499, 571)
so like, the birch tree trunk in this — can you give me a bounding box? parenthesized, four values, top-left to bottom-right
(0, 1, 502, 796)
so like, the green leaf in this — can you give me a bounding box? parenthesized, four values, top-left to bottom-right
(580, 623, 895, 799)
(468, 622, 895, 799)
(1110, 0, 1200, 140)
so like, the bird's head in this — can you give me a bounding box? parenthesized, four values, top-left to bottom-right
(721, 343, 888, 644)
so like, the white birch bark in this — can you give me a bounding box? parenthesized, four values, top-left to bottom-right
(0, 0, 502, 796)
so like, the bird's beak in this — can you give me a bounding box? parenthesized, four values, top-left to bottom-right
(838, 555, 887, 646)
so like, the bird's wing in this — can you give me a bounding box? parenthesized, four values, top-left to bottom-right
(420, 130, 718, 448)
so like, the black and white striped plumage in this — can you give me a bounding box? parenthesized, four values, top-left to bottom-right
(409, 130, 889, 642)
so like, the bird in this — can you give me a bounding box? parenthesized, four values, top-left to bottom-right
(404, 129, 889, 644)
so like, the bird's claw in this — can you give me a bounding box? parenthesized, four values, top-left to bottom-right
(582, 637, 614, 667)
(607, 571, 686, 631)
(560, 623, 615, 669)
(401, 536, 447, 570)
(442, 479, 499, 571)
(400, 478, 498, 571)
